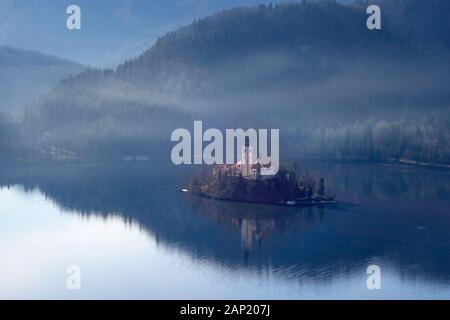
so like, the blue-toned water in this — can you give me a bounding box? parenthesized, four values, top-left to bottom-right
(0, 162, 449, 299)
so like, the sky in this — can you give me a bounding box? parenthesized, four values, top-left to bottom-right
(0, 0, 292, 67)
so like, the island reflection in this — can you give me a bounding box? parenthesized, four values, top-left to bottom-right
(1, 162, 450, 285)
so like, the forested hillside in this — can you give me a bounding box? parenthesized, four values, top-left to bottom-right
(20, 0, 450, 163)
(0, 46, 85, 114)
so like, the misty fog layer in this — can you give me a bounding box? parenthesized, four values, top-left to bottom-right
(0, 47, 85, 114)
(2, 0, 450, 164)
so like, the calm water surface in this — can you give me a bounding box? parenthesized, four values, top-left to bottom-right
(0, 162, 450, 299)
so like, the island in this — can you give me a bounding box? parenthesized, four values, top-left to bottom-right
(185, 161, 335, 207)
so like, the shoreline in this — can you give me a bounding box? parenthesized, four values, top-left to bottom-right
(180, 189, 337, 208)
(284, 158, 450, 171)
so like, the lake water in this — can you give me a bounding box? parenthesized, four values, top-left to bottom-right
(0, 162, 450, 299)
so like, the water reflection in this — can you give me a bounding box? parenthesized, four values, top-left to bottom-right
(189, 195, 325, 264)
(0, 162, 450, 298)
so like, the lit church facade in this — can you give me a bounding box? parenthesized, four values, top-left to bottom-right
(213, 142, 271, 180)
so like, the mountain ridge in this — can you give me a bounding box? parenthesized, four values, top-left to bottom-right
(0, 46, 86, 114)
(14, 0, 450, 164)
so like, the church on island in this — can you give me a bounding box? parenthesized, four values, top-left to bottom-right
(213, 140, 272, 180)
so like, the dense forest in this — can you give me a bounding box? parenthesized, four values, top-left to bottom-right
(1, 0, 450, 164)
(287, 114, 450, 164)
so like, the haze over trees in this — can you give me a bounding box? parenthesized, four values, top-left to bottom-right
(3, 0, 450, 164)
(0, 46, 85, 114)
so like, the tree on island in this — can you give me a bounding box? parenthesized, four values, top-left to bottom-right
(318, 178, 325, 197)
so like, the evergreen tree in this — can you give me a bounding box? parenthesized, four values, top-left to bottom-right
(318, 178, 325, 197)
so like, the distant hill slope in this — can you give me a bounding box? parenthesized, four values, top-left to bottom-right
(116, 0, 449, 80)
(23, 0, 450, 163)
(0, 46, 85, 114)
(116, 1, 407, 94)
